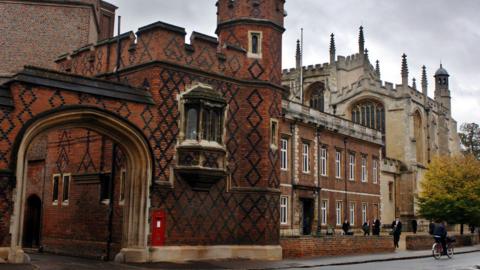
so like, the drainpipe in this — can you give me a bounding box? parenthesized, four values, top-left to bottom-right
(316, 127, 322, 235)
(394, 173, 398, 219)
(426, 108, 431, 163)
(344, 137, 348, 222)
(115, 16, 122, 82)
(106, 143, 117, 260)
(290, 122, 296, 232)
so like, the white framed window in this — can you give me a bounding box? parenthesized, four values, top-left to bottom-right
(349, 154, 355, 181)
(280, 138, 288, 171)
(270, 119, 279, 149)
(321, 200, 328, 225)
(361, 156, 368, 182)
(303, 143, 310, 173)
(280, 196, 288, 225)
(62, 174, 71, 205)
(349, 202, 355, 225)
(362, 203, 368, 224)
(320, 147, 327, 176)
(248, 31, 263, 58)
(373, 159, 378, 184)
(119, 169, 126, 205)
(335, 150, 341, 179)
(336, 201, 342, 226)
(52, 174, 60, 205)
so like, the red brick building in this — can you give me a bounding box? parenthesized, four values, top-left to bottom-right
(0, 0, 287, 263)
(278, 101, 383, 236)
(0, 0, 116, 82)
(0, 0, 387, 263)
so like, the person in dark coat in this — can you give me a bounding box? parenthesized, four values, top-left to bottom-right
(433, 221, 448, 255)
(391, 218, 402, 248)
(469, 224, 476, 234)
(362, 221, 370, 236)
(429, 221, 435, 235)
(373, 218, 381, 236)
(342, 220, 351, 235)
(411, 219, 418, 234)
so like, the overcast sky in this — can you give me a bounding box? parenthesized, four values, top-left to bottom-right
(109, 0, 479, 127)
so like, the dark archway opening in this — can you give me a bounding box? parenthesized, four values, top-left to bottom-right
(301, 198, 314, 235)
(22, 195, 42, 248)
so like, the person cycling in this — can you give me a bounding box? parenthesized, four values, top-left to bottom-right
(433, 221, 448, 255)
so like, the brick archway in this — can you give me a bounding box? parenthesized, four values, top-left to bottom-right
(8, 107, 153, 263)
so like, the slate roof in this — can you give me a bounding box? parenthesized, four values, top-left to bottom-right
(2, 66, 154, 105)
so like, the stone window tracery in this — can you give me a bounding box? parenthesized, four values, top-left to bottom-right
(307, 83, 325, 112)
(351, 100, 385, 132)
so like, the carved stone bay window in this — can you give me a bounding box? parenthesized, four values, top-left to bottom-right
(176, 83, 228, 191)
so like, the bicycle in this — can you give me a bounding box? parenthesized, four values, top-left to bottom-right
(432, 236, 455, 260)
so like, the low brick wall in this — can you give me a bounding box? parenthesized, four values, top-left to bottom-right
(280, 236, 395, 259)
(406, 234, 480, 250)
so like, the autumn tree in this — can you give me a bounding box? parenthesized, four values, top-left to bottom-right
(459, 123, 480, 160)
(418, 155, 480, 234)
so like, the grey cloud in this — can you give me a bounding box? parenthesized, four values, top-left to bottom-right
(110, 0, 480, 125)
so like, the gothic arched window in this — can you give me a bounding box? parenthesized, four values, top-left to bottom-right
(307, 83, 325, 112)
(351, 100, 385, 132)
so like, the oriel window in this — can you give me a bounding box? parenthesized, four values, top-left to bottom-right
(182, 84, 227, 145)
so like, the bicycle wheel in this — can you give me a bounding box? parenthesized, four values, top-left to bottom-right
(446, 245, 454, 259)
(432, 243, 442, 260)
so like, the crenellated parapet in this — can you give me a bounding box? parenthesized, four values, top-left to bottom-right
(55, 21, 249, 81)
(336, 53, 366, 70)
(282, 63, 331, 80)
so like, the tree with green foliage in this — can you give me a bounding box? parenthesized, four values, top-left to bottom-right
(418, 155, 480, 234)
(459, 123, 480, 160)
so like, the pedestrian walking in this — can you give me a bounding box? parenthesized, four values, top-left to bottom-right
(411, 219, 418, 234)
(342, 220, 351, 235)
(469, 224, 476, 234)
(362, 221, 370, 236)
(373, 218, 381, 236)
(391, 218, 402, 248)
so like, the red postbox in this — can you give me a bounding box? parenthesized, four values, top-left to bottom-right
(151, 210, 166, 246)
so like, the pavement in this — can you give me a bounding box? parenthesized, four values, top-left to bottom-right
(0, 245, 478, 270)
(200, 245, 480, 269)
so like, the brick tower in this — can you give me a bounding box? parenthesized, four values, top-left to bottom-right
(214, 0, 286, 191)
(216, 0, 286, 85)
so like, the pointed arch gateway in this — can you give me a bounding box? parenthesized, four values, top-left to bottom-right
(8, 107, 153, 263)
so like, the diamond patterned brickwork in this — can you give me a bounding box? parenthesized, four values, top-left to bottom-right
(3, 0, 287, 250)
(0, 62, 282, 247)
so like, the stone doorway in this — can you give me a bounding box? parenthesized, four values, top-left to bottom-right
(9, 108, 153, 263)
